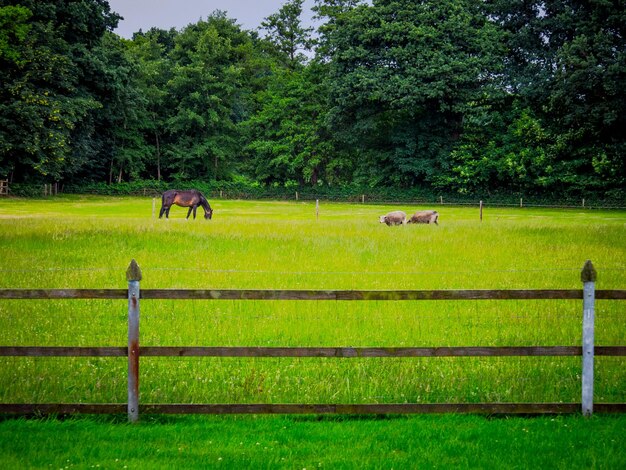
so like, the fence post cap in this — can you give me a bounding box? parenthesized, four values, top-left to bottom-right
(126, 259, 142, 282)
(581, 260, 597, 283)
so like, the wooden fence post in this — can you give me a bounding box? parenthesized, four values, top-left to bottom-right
(581, 260, 596, 417)
(126, 259, 142, 423)
(479, 200, 483, 222)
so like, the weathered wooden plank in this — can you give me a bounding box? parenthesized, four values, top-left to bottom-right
(139, 403, 583, 415)
(0, 403, 126, 414)
(2, 402, 624, 416)
(0, 288, 624, 301)
(139, 346, 584, 357)
(596, 290, 626, 299)
(0, 289, 127, 299)
(594, 403, 626, 413)
(0, 347, 126, 357)
(127, 273, 141, 423)
(139, 289, 587, 301)
(595, 346, 626, 356)
(2, 346, 624, 358)
(582, 271, 596, 417)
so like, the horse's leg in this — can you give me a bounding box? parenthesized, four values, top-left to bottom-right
(185, 207, 193, 219)
(193, 206, 198, 219)
(159, 205, 166, 218)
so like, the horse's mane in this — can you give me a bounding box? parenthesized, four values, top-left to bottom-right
(199, 193, 212, 211)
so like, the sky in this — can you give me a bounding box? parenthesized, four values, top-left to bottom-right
(106, 0, 318, 39)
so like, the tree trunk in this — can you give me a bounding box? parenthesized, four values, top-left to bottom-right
(155, 131, 161, 181)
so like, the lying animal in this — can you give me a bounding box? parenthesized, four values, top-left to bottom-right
(379, 210, 407, 226)
(407, 210, 438, 225)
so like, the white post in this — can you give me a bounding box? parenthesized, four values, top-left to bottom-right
(316, 199, 319, 220)
(581, 260, 596, 417)
(520, 198, 523, 208)
(479, 200, 483, 222)
(152, 198, 156, 219)
(296, 191, 299, 201)
(126, 260, 142, 423)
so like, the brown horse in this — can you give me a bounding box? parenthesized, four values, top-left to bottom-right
(159, 189, 213, 219)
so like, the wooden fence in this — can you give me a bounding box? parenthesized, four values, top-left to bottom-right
(1, 260, 625, 422)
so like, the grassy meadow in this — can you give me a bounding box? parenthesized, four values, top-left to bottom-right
(0, 195, 624, 407)
(0, 195, 625, 468)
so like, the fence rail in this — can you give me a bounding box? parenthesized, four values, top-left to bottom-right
(2, 345, 626, 358)
(0, 259, 625, 421)
(1, 288, 624, 300)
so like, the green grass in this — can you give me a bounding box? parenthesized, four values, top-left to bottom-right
(0, 195, 624, 404)
(1, 414, 626, 469)
(0, 195, 625, 467)
(0, 196, 626, 469)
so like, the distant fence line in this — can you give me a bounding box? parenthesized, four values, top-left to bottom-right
(0, 260, 625, 422)
(3, 182, 625, 209)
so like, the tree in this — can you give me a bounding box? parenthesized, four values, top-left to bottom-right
(260, 0, 314, 69)
(326, 0, 503, 186)
(312, 0, 363, 61)
(244, 62, 349, 186)
(0, 5, 31, 65)
(163, 13, 256, 180)
(0, 0, 122, 183)
(488, 0, 626, 196)
(127, 28, 178, 180)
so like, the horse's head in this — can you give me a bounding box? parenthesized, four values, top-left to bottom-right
(205, 208, 213, 220)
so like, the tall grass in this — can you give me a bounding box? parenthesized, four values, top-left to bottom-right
(0, 196, 624, 406)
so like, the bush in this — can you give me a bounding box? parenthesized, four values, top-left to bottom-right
(25, 179, 625, 208)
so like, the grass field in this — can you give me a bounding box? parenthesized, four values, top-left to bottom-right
(0, 195, 625, 468)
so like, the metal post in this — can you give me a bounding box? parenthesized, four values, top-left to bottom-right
(581, 260, 596, 417)
(126, 259, 142, 423)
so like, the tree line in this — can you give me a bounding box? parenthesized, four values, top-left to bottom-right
(1, 0, 624, 201)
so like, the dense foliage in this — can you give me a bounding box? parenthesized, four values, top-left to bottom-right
(0, 0, 624, 200)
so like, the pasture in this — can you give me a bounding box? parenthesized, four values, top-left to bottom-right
(0, 195, 625, 467)
(0, 195, 625, 403)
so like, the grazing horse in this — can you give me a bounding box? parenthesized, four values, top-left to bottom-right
(159, 189, 213, 220)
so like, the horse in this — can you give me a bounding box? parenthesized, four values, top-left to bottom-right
(159, 189, 213, 220)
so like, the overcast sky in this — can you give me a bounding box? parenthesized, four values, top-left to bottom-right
(107, 0, 318, 38)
